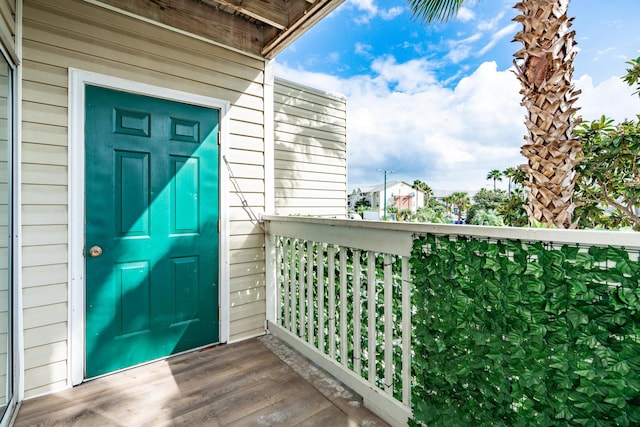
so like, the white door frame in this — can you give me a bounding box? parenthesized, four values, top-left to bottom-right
(68, 69, 231, 386)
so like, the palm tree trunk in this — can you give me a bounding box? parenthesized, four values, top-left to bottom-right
(514, 0, 581, 228)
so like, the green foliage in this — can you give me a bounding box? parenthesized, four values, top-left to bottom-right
(498, 187, 529, 227)
(354, 197, 371, 216)
(574, 116, 640, 230)
(410, 235, 640, 426)
(414, 204, 450, 224)
(468, 208, 504, 226)
(398, 208, 413, 221)
(407, 0, 469, 23)
(623, 57, 640, 97)
(503, 166, 527, 194)
(467, 188, 507, 224)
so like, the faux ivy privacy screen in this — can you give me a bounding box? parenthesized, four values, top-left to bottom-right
(410, 235, 640, 426)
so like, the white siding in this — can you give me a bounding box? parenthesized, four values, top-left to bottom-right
(273, 78, 347, 217)
(21, 0, 268, 397)
(0, 0, 15, 57)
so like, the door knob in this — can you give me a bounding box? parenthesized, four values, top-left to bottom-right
(89, 246, 103, 257)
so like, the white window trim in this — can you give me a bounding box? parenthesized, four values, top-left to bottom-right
(68, 69, 231, 386)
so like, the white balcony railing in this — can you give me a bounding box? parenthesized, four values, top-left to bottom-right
(262, 215, 640, 426)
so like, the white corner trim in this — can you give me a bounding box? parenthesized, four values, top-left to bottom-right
(67, 69, 231, 386)
(263, 59, 275, 216)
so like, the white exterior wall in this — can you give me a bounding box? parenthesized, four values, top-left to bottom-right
(21, 0, 268, 398)
(273, 78, 347, 217)
(0, 0, 15, 57)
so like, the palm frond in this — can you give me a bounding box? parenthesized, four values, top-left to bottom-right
(407, 0, 468, 23)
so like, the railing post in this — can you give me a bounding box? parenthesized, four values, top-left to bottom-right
(265, 231, 277, 327)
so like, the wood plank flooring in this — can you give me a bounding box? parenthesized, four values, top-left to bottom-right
(14, 335, 389, 426)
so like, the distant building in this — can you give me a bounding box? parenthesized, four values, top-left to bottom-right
(349, 181, 425, 219)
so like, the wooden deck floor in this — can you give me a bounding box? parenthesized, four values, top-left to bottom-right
(14, 335, 388, 426)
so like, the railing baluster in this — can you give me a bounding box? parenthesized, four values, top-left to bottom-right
(383, 253, 393, 395)
(353, 249, 362, 375)
(299, 239, 306, 339)
(290, 239, 297, 334)
(283, 238, 291, 330)
(340, 247, 348, 366)
(318, 244, 325, 353)
(367, 250, 376, 385)
(328, 245, 336, 359)
(401, 256, 411, 406)
(275, 236, 283, 326)
(307, 241, 314, 345)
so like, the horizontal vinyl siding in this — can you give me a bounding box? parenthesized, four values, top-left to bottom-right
(21, 0, 267, 397)
(0, 0, 15, 56)
(273, 78, 347, 217)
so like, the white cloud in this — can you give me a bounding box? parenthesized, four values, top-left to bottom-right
(456, 7, 475, 22)
(477, 22, 519, 56)
(477, 11, 505, 31)
(355, 42, 373, 57)
(348, 0, 403, 24)
(575, 74, 640, 122)
(445, 32, 482, 63)
(380, 6, 403, 20)
(274, 58, 640, 192)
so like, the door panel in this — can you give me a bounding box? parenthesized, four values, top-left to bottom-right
(85, 85, 219, 378)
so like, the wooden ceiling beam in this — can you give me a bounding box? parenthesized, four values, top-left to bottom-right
(95, 0, 345, 59)
(200, 0, 289, 30)
(97, 0, 264, 56)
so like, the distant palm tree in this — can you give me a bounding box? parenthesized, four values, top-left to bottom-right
(412, 179, 433, 208)
(441, 194, 454, 215)
(449, 191, 470, 223)
(408, 0, 582, 228)
(504, 166, 528, 195)
(486, 169, 503, 191)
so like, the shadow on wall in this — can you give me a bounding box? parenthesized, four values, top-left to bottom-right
(273, 78, 348, 218)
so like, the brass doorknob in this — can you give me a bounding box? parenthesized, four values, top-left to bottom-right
(89, 246, 103, 257)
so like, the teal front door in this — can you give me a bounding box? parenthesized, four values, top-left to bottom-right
(85, 85, 219, 378)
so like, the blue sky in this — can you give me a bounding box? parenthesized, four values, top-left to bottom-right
(275, 0, 640, 193)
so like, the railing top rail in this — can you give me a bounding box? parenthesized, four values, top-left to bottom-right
(262, 215, 640, 251)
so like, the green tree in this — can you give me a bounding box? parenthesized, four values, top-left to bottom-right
(354, 198, 371, 217)
(574, 116, 640, 230)
(467, 188, 506, 224)
(468, 209, 504, 226)
(486, 169, 503, 191)
(414, 204, 449, 224)
(573, 60, 640, 230)
(503, 166, 525, 195)
(623, 56, 640, 97)
(449, 191, 470, 224)
(497, 187, 529, 227)
(386, 206, 399, 219)
(413, 179, 433, 208)
(441, 194, 454, 215)
(408, 0, 582, 228)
